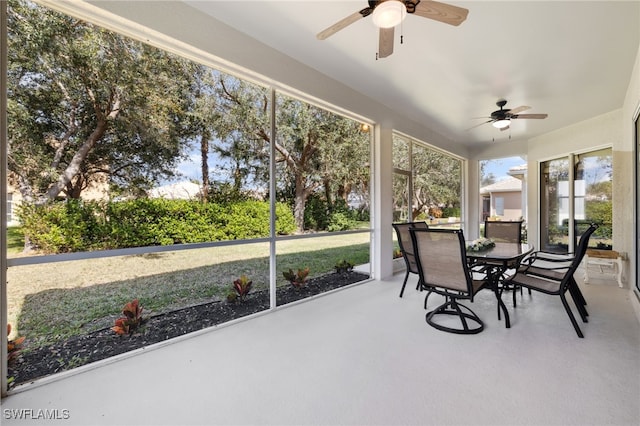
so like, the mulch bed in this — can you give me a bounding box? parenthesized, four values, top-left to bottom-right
(8, 271, 369, 387)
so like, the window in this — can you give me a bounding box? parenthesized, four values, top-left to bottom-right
(479, 156, 527, 238)
(392, 133, 462, 228)
(392, 136, 411, 222)
(495, 196, 504, 216)
(274, 91, 372, 306)
(6, 193, 12, 223)
(4, 0, 372, 386)
(540, 148, 612, 253)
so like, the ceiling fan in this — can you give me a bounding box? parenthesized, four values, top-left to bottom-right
(469, 100, 549, 131)
(316, 0, 469, 59)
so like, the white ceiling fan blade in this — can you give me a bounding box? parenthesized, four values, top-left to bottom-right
(509, 105, 531, 115)
(413, 0, 469, 26)
(317, 10, 364, 40)
(465, 120, 493, 131)
(513, 113, 548, 119)
(378, 27, 394, 58)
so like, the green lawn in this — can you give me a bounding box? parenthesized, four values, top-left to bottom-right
(7, 226, 24, 255)
(7, 232, 371, 348)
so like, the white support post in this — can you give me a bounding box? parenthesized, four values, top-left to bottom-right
(373, 125, 393, 280)
(1, 0, 9, 397)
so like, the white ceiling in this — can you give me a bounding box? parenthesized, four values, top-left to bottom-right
(183, 1, 639, 148)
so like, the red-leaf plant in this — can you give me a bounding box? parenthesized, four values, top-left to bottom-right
(111, 299, 144, 335)
(283, 267, 310, 288)
(7, 324, 25, 363)
(232, 275, 253, 301)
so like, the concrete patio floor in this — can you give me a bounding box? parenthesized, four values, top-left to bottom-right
(2, 270, 639, 426)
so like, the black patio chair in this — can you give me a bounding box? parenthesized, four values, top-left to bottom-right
(392, 221, 429, 298)
(504, 223, 598, 338)
(515, 224, 599, 315)
(484, 220, 523, 244)
(410, 228, 489, 335)
(483, 220, 526, 294)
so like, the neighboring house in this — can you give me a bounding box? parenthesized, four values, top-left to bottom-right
(480, 176, 523, 221)
(148, 181, 203, 200)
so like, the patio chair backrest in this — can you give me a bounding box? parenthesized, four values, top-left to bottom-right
(557, 223, 599, 288)
(484, 220, 523, 244)
(392, 221, 428, 274)
(409, 228, 472, 294)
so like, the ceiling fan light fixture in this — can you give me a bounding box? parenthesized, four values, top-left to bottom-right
(493, 119, 511, 129)
(372, 0, 407, 28)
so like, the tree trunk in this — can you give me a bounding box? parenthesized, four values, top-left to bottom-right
(44, 90, 121, 202)
(200, 131, 210, 201)
(45, 119, 108, 202)
(323, 178, 333, 210)
(294, 174, 307, 232)
(337, 182, 352, 202)
(233, 158, 243, 192)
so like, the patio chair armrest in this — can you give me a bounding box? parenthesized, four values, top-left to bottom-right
(518, 261, 570, 275)
(528, 250, 575, 262)
(470, 263, 491, 274)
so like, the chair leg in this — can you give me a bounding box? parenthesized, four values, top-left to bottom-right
(560, 293, 584, 338)
(424, 288, 435, 309)
(568, 285, 589, 322)
(510, 283, 530, 308)
(570, 278, 588, 308)
(399, 271, 410, 298)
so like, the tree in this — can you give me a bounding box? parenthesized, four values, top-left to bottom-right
(186, 66, 223, 199)
(481, 172, 497, 187)
(273, 96, 370, 231)
(412, 145, 461, 218)
(208, 78, 369, 232)
(213, 75, 270, 194)
(7, 0, 195, 204)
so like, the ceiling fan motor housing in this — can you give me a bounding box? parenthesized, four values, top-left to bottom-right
(363, 0, 420, 17)
(492, 100, 510, 119)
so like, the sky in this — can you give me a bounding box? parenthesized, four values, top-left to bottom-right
(481, 156, 526, 181)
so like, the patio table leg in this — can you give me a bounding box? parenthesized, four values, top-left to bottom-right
(487, 268, 510, 328)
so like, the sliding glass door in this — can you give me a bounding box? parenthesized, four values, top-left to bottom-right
(540, 158, 570, 252)
(540, 148, 612, 253)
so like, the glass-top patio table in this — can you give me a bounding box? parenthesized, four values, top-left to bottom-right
(466, 242, 534, 328)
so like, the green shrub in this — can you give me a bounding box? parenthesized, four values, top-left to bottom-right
(275, 202, 297, 235)
(334, 259, 354, 273)
(303, 195, 361, 232)
(18, 200, 105, 253)
(585, 200, 612, 239)
(327, 212, 357, 232)
(442, 207, 461, 218)
(207, 182, 251, 204)
(303, 194, 329, 230)
(18, 198, 296, 254)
